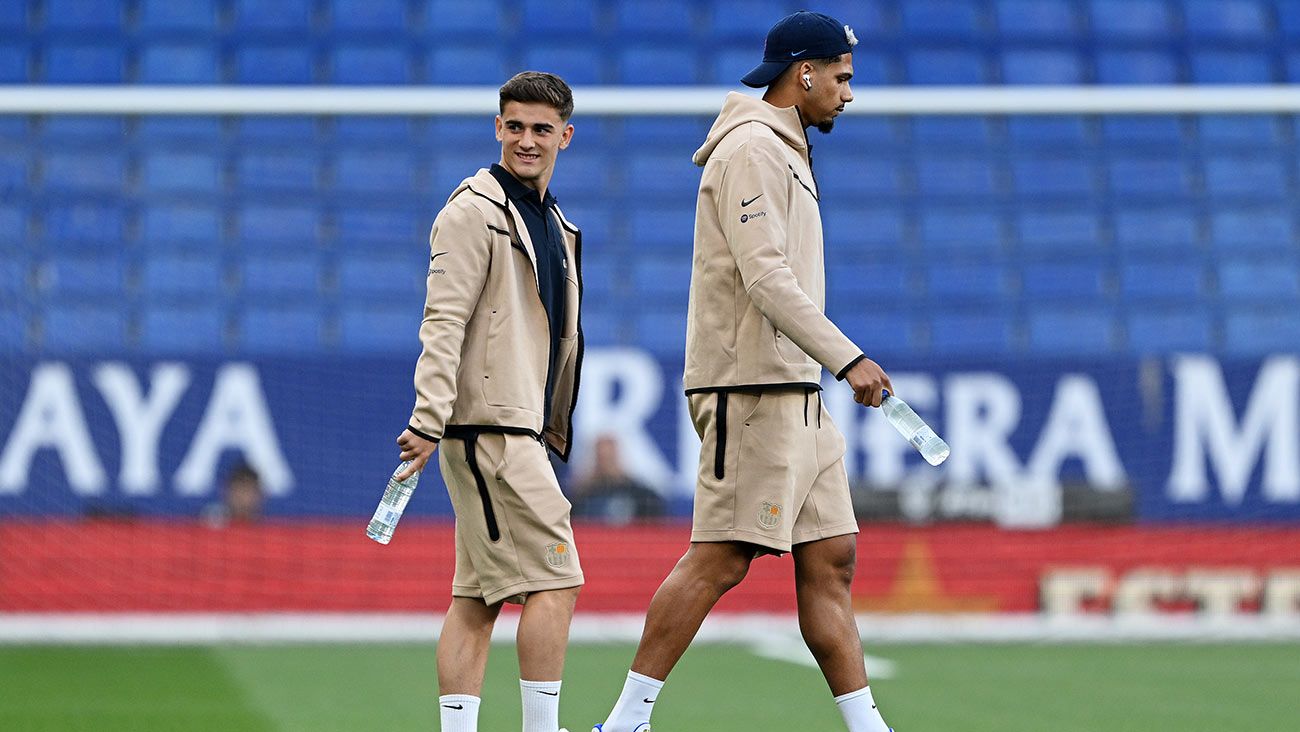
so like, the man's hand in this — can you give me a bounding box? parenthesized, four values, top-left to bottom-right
(845, 357, 892, 408)
(395, 429, 438, 481)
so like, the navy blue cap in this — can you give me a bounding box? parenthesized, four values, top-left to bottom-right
(741, 11, 857, 88)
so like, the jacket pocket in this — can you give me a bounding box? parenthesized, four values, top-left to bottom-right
(774, 330, 809, 365)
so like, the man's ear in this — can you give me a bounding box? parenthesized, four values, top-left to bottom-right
(494, 114, 503, 142)
(559, 123, 574, 150)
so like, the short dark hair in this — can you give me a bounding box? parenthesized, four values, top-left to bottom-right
(499, 71, 574, 122)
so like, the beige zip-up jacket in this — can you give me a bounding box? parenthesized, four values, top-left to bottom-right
(684, 92, 864, 393)
(408, 168, 583, 460)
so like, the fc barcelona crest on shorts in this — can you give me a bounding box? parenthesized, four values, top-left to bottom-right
(545, 542, 570, 568)
(757, 501, 783, 529)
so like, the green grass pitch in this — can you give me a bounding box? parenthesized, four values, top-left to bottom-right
(2, 642, 1297, 731)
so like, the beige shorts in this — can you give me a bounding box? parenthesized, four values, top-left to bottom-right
(439, 430, 583, 605)
(688, 388, 858, 554)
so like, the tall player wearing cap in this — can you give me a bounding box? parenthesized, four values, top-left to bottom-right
(593, 12, 896, 732)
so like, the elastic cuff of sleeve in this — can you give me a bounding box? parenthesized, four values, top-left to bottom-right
(836, 354, 867, 381)
(407, 424, 439, 443)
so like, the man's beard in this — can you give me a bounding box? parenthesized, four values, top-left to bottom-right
(816, 119, 835, 134)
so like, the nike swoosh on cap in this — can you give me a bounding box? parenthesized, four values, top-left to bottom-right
(790, 49, 807, 56)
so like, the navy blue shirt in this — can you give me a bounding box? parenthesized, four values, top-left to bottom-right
(489, 163, 567, 419)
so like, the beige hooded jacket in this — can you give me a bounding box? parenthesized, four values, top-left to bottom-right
(408, 168, 582, 461)
(684, 92, 864, 394)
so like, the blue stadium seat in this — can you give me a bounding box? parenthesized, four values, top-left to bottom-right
(1210, 208, 1292, 251)
(902, 0, 985, 38)
(0, 44, 27, 83)
(818, 157, 905, 200)
(711, 46, 761, 86)
(521, 44, 603, 85)
(521, 0, 598, 35)
(238, 307, 325, 353)
(622, 117, 713, 143)
(140, 151, 222, 194)
(1011, 157, 1094, 197)
(0, 204, 25, 250)
(1125, 309, 1213, 353)
(558, 206, 610, 250)
(138, 43, 220, 83)
(635, 309, 688, 356)
(915, 155, 998, 197)
(1184, 0, 1268, 40)
(1088, 0, 1172, 39)
(333, 118, 418, 143)
(631, 258, 691, 302)
(1016, 210, 1102, 251)
(237, 118, 319, 142)
(240, 256, 321, 298)
(139, 203, 220, 244)
(615, 0, 695, 37)
(330, 0, 406, 33)
(1108, 156, 1191, 197)
(1281, 1, 1300, 37)
(0, 309, 26, 351)
(833, 310, 921, 355)
(339, 305, 420, 353)
(996, 0, 1077, 38)
(43, 43, 125, 82)
(331, 45, 410, 84)
(1198, 116, 1280, 147)
(44, 0, 123, 31)
(426, 0, 505, 36)
(1224, 309, 1300, 355)
(235, 45, 314, 84)
(1101, 117, 1183, 145)
(141, 255, 225, 298)
(930, 311, 1016, 354)
(911, 117, 994, 145)
(1006, 118, 1088, 145)
(1218, 260, 1300, 302)
(238, 204, 321, 246)
(580, 310, 626, 347)
(236, 151, 319, 193)
(918, 209, 1004, 253)
(0, 149, 26, 194)
(431, 152, 488, 196)
(1095, 50, 1179, 84)
(1204, 157, 1286, 198)
(140, 304, 225, 353)
(137, 0, 217, 32)
(0, 259, 27, 299)
(335, 206, 424, 246)
(824, 207, 908, 253)
(0, 3, 27, 32)
(41, 117, 125, 141)
(233, 0, 313, 33)
(905, 49, 989, 84)
(40, 256, 125, 299)
(44, 201, 127, 243)
(427, 43, 510, 84)
(829, 260, 912, 303)
(1021, 262, 1108, 299)
(927, 262, 1011, 302)
(617, 47, 699, 85)
(1002, 49, 1085, 84)
(1114, 208, 1197, 250)
(135, 117, 223, 143)
(41, 151, 124, 195)
(549, 151, 616, 202)
(336, 254, 425, 301)
(1028, 309, 1115, 354)
(579, 256, 618, 304)
(42, 306, 127, 353)
(628, 206, 695, 251)
(1191, 51, 1273, 83)
(624, 152, 704, 198)
(1119, 260, 1204, 301)
(333, 151, 418, 196)
(706, 0, 790, 41)
(428, 118, 493, 144)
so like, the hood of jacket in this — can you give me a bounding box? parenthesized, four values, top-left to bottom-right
(692, 92, 808, 166)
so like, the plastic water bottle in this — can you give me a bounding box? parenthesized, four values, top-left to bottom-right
(880, 390, 950, 466)
(366, 461, 420, 545)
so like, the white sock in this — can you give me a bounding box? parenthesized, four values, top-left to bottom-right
(439, 694, 480, 732)
(520, 679, 562, 732)
(601, 670, 663, 732)
(835, 686, 891, 732)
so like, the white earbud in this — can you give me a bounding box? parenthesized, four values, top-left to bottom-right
(802, 73, 812, 90)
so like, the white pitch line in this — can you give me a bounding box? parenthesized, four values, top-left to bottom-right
(748, 634, 897, 680)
